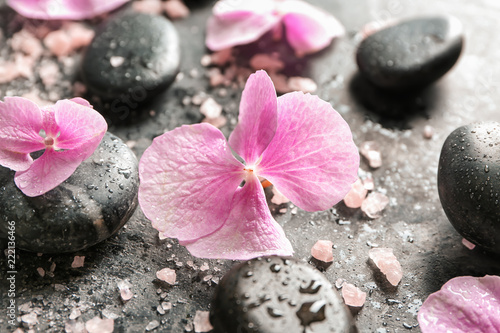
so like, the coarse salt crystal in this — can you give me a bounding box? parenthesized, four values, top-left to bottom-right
(360, 141, 382, 168)
(85, 316, 114, 333)
(341, 283, 366, 307)
(462, 238, 476, 250)
(200, 262, 209, 271)
(44, 30, 73, 57)
(361, 192, 389, 218)
(193, 310, 213, 333)
(156, 268, 177, 285)
(117, 280, 133, 301)
(368, 248, 403, 286)
(110, 56, 125, 67)
(311, 240, 334, 262)
(343, 178, 368, 208)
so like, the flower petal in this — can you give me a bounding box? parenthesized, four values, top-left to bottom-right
(0, 97, 45, 171)
(206, 0, 280, 51)
(258, 92, 359, 211)
(279, 0, 345, 55)
(7, 0, 129, 20)
(14, 148, 89, 197)
(181, 173, 293, 260)
(228, 70, 278, 165)
(418, 275, 500, 333)
(52, 99, 107, 151)
(138, 124, 245, 242)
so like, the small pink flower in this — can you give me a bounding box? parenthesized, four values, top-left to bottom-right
(206, 0, 345, 56)
(138, 70, 359, 260)
(0, 97, 107, 197)
(418, 275, 500, 332)
(7, 0, 129, 20)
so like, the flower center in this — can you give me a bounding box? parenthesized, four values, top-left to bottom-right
(44, 136, 55, 147)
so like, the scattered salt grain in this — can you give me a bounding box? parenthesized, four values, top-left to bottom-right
(361, 192, 389, 219)
(110, 56, 125, 67)
(423, 125, 434, 139)
(117, 279, 134, 301)
(156, 268, 177, 285)
(202, 115, 227, 128)
(271, 186, 290, 205)
(343, 178, 368, 208)
(85, 316, 114, 333)
(311, 240, 334, 262)
(360, 141, 382, 168)
(341, 283, 366, 307)
(362, 174, 375, 191)
(69, 308, 81, 320)
(37, 267, 45, 277)
(191, 92, 207, 105)
(145, 320, 160, 331)
(161, 301, 172, 312)
(208, 67, 227, 87)
(65, 319, 86, 333)
(288, 76, 317, 93)
(200, 262, 209, 271)
(462, 238, 476, 250)
(200, 97, 222, 119)
(204, 48, 233, 67)
(249, 53, 285, 72)
(368, 248, 403, 286)
(102, 309, 119, 320)
(194, 310, 213, 333)
(21, 312, 38, 326)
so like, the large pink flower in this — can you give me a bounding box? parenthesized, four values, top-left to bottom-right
(206, 0, 345, 56)
(0, 97, 107, 197)
(418, 275, 500, 332)
(138, 70, 359, 260)
(7, 0, 129, 20)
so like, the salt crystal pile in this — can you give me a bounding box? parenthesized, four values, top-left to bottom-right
(193, 310, 213, 333)
(341, 283, 366, 307)
(360, 141, 382, 168)
(361, 192, 389, 218)
(368, 248, 403, 286)
(343, 178, 368, 208)
(156, 268, 177, 285)
(310, 240, 334, 262)
(85, 316, 114, 333)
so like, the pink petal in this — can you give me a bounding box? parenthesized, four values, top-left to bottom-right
(181, 173, 293, 260)
(228, 70, 278, 165)
(0, 97, 45, 171)
(258, 92, 359, 211)
(279, 0, 345, 56)
(418, 275, 500, 333)
(206, 0, 280, 51)
(7, 0, 129, 20)
(138, 124, 245, 242)
(368, 248, 403, 286)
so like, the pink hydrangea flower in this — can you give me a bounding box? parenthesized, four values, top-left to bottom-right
(7, 0, 129, 20)
(418, 275, 500, 332)
(206, 0, 345, 56)
(138, 70, 359, 260)
(0, 97, 107, 197)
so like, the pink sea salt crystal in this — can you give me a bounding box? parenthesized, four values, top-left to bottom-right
(11, 30, 43, 60)
(361, 192, 389, 218)
(65, 23, 95, 50)
(249, 53, 285, 72)
(368, 247, 403, 286)
(85, 316, 114, 333)
(193, 310, 213, 333)
(270, 72, 293, 94)
(163, 0, 190, 20)
(343, 178, 368, 208)
(341, 283, 366, 307)
(44, 30, 73, 57)
(360, 141, 382, 168)
(423, 125, 434, 139)
(39, 61, 60, 87)
(156, 268, 177, 285)
(0, 60, 21, 84)
(133, 0, 163, 15)
(37, 267, 45, 277)
(117, 280, 133, 301)
(361, 174, 374, 191)
(200, 262, 209, 271)
(271, 186, 290, 205)
(287, 76, 317, 93)
(200, 97, 222, 119)
(202, 115, 227, 128)
(208, 68, 226, 87)
(65, 319, 86, 333)
(462, 238, 476, 250)
(310, 240, 334, 262)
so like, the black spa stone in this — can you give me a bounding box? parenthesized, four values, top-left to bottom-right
(210, 256, 357, 333)
(0, 132, 139, 253)
(356, 16, 463, 90)
(438, 121, 500, 254)
(81, 11, 180, 103)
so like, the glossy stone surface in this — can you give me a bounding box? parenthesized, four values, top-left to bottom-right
(81, 10, 180, 102)
(0, 132, 139, 253)
(438, 122, 500, 254)
(356, 16, 463, 90)
(210, 256, 356, 333)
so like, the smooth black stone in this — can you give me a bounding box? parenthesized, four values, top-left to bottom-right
(356, 16, 463, 90)
(81, 10, 180, 103)
(210, 256, 356, 333)
(438, 122, 500, 254)
(0, 132, 139, 253)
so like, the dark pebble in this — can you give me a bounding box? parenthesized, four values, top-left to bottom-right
(356, 16, 463, 90)
(0, 132, 139, 253)
(81, 11, 180, 103)
(210, 256, 356, 333)
(438, 121, 500, 253)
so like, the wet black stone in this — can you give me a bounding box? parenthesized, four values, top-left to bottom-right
(356, 16, 463, 90)
(210, 256, 357, 333)
(0, 132, 139, 253)
(81, 10, 180, 103)
(438, 121, 500, 254)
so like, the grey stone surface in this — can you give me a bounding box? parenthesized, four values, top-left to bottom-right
(1, 1, 500, 333)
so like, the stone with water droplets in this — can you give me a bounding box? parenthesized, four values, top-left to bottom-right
(210, 256, 356, 333)
(81, 11, 180, 102)
(356, 16, 463, 90)
(438, 121, 500, 254)
(0, 132, 139, 253)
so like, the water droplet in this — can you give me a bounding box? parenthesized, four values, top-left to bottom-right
(270, 264, 281, 273)
(267, 307, 284, 318)
(243, 271, 253, 278)
(278, 294, 288, 302)
(296, 300, 326, 326)
(300, 280, 322, 294)
(485, 165, 489, 173)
